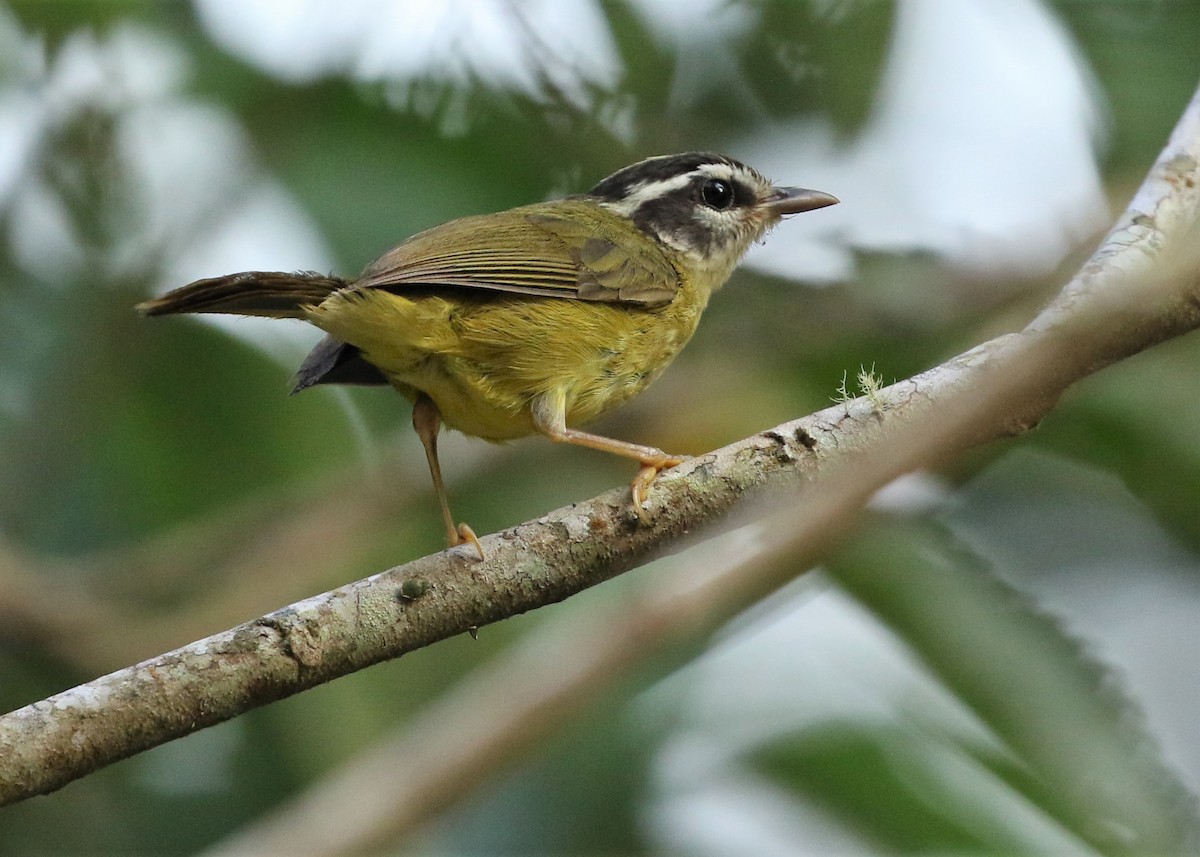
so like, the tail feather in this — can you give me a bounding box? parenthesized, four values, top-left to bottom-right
(137, 271, 347, 319)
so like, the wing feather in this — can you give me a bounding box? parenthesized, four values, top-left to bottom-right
(351, 201, 679, 308)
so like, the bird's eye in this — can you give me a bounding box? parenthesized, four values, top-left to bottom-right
(701, 178, 735, 210)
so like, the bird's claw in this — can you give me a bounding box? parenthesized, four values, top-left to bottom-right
(451, 522, 485, 562)
(630, 454, 690, 522)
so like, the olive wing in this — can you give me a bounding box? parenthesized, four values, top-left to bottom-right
(351, 204, 680, 308)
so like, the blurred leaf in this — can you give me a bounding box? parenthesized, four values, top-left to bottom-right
(9, 0, 188, 43)
(756, 725, 1059, 854)
(746, 0, 895, 134)
(1050, 0, 1200, 173)
(1029, 333, 1200, 550)
(822, 516, 1198, 854)
(421, 668, 657, 857)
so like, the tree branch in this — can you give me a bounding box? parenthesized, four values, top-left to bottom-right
(2, 78, 1199, 809)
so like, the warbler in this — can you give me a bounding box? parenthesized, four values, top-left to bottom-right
(139, 152, 837, 559)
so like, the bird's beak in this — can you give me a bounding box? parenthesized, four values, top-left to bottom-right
(764, 186, 840, 216)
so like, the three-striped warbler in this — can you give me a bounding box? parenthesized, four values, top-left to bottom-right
(139, 152, 838, 559)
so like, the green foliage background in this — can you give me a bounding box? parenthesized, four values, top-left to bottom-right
(2, 1, 1199, 854)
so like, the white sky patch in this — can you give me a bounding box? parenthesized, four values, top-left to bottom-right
(159, 180, 333, 362)
(0, 89, 42, 208)
(194, 0, 621, 108)
(7, 177, 85, 282)
(742, 0, 1107, 282)
(630, 0, 759, 114)
(0, 16, 332, 367)
(0, 9, 45, 209)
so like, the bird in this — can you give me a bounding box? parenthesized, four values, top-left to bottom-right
(138, 152, 838, 559)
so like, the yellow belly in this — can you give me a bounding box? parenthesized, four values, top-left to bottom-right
(305, 288, 706, 441)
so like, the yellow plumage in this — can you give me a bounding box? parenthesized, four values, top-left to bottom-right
(138, 152, 837, 556)
(307, 279, 707, 442)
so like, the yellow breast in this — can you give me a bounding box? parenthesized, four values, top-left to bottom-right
(306, 281, 710, 441)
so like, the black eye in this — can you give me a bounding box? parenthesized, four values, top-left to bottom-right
(701, 178, 735, 210)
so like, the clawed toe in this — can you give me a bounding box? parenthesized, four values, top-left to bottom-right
(630, 454, 689, 523)
(452, 522, 485, 562)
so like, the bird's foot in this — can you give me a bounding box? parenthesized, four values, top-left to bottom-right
(451, 522, 485, 562)
(630, 454, 690, 522)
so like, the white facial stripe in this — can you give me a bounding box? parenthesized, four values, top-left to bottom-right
(594, 160, 776, 270)
(696, 162, 736, 180)
(597, 172, 695, 218)
(698, 161, 773, 192)
(598, 161, 771, 220)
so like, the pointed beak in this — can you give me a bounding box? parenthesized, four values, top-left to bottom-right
(764, 186, 840, 216)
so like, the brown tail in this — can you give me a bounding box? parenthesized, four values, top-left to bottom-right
(136, 271, 348, 319)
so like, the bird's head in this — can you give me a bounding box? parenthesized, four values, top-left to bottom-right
(587, 152, 838, 278)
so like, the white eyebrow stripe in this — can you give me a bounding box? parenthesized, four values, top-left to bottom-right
(596, 172, 696, 218)
(695, 162, 737, 179)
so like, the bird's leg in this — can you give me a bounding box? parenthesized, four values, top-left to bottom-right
(412, 395, 484, 561)
(532, 392, 688, 522)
